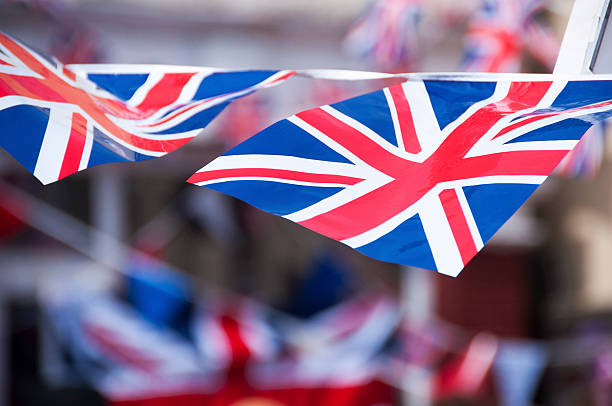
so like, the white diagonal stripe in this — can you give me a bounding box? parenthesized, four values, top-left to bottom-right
(127, 72, 163, 106)
(34, 107, 73, 185)
(319, 105, 409, 159)
(284, 177, 389, 223)
(418, 193, 464, 277)
(202, 154, 370, 179)
(401, 80, 444, 158)
(384, 87, 405, 150)
(455, 187, 484, 251)
(79, 120, 94, 171)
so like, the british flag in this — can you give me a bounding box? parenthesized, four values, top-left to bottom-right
(189, 78, 612, 276)
(0, 31, 294, 184)
(461, 0, 558, 73)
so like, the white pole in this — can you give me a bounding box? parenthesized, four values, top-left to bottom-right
(554, 0, 611, 74)
(91, 167, 127, 270)
(400, 267, 434, 406)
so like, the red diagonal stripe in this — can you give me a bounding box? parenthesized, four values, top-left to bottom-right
(58, 112, 87, 180)
(297, 81, 556, 242)
(188, 168, 364, 186)
(134, 72, 196, 113)
(296, 108, 407, 176)
(388, 85, 421, 154)
(439, 189, 478, 265)
(220, 315, 251, 364)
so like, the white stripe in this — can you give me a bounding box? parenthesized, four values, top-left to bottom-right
(202, 154, 370, 179)
(341, 198, 421, 249)
(536, 80, 568, 108)
(436, 175, 546, 189)
(455, 187, 484, 251)
(0, 40, 43, 79)
(258, 70, 294, 87)
(343, 176, 545, 250)
(418, 193, 465, 277)
(318, 105, 413, 160)
(470, 93, 612, 156)
(78, 120, 94, 171)
(33, 107, 74, 185)
(296, 69, 399, 81)
(442, 81, 512, 139)
(287, 115, 372, 168)
(175, 71, 210, 104)
(491, 140, 579, 153)
(401, 81, 444, 158)
(284, 177, 389, 223)
(63, 65, 612, 83)
(127, 72, 164, 107)
(195, 177, 356, 189)
(383, 88, 404, 150)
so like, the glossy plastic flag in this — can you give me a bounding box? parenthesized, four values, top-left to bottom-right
(190, 78, 612, 276)
(0, 31, 294, 184)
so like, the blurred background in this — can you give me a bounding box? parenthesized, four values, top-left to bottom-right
(1, 0, 611, 405)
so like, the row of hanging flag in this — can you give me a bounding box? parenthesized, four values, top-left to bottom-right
(345, 0, 605, 179)
(2, 28, 612, 277)
(41, 258, 610, 406)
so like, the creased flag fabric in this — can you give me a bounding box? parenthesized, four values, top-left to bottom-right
(189, 79, 612, 277)
(0, 31, 294, 184)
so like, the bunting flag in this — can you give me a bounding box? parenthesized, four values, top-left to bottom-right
(461, 0, 559, 72)
(434, 333, 498, 400)
(0, 31, 294, 184)
(344, 0, 423, 71)
(44, 290, 394, 406)
(189, 79, 612, 276)
(44, 295, 216, 402)
(192, 299, 281, 371)
(493, 341, 548, 406)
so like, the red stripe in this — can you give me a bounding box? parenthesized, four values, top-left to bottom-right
(492, 113, 556, 139)
(135, 72, 196, 112)
(439, 189, 478, 265)
(296, 108, 405, 176)
(58, 112, 87, 180)
(188, 168, 364, 186)
(85, 325, 158, 373)
(388, 85, 421, 154)
(137, 96, 218, 128)
(297, 81, 557, 241)
(62, 66, 76, 81)
(265, 70, 295, 85)
(220, 315, 251, 364)
(0, 33, 195, 153)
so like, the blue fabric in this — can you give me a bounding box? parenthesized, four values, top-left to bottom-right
(463, 183, 539, 244)
(227, 120, 353, 163)
(194, 71, 279, 100)
(424, 80, 496, 129)
(0, 105, 48, 172)
(332, 90, 398, 146)
(126, 259, 192, 332)
(87, 73, 149, 101)
(208, 181, 344, 216)
(357, 214, 437, 270)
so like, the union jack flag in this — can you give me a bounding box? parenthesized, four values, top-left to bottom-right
(189, 78, 612, 276)
(461, 0, 559, 73)
(0, 31, 294, 184)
